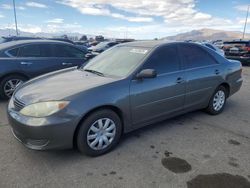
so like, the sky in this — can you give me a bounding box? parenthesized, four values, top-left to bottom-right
(0, 0, 249, 39)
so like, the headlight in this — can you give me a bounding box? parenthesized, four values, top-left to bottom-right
(20, 101, 69, 117)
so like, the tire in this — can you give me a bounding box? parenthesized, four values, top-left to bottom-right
(205, 85, 227, 115)
(77, 109, 122, 156)
(0, 75, 27, 99)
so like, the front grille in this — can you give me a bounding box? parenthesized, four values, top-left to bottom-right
(13, 98, 25, 111)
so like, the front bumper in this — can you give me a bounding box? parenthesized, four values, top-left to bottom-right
(8, 109, 78, 150)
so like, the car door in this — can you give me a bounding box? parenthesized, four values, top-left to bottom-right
(178, 44, 223, 110)
(130, 44, 186, 125)
(51, 44, 87, 68)
(17, 43, 66, 77)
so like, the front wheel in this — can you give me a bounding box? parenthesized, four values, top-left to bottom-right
(0, 75, 27, 99)
(205, 86, 227, 115)
(76, 109, 122, 156)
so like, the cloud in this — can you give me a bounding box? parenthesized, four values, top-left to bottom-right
(1, 4, 12, 9)
(56, 0, 234, 27)
(46, 18, 64, 24)
(1, 4, 26, 10)
(235, 5, 249, 12)
(0, 14, 4, 18)
(26, 2, 48, 8)
(57, 0, 154, 22)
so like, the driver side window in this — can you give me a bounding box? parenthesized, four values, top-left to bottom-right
(142, 45, 180, 75)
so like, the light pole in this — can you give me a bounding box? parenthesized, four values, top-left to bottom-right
(13, 0, 18, 36)
(242, 5, 249, 39)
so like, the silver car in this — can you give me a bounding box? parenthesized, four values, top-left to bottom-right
(8, 41, 243, 156)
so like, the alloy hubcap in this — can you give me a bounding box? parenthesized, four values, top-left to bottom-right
(213, 90, 225, 111)
(87, 118, 116, 150)
(4, 79, 23, 98)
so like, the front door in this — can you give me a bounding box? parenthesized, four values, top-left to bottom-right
(130, 44, 186, 125)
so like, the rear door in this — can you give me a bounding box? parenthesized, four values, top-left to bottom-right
(130, 44, 186, 125)
(178, 44, 223, 110)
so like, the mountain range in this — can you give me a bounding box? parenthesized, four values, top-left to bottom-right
(164, 28, 250, 41)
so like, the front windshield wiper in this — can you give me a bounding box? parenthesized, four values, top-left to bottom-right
(83, 69, 105, 77)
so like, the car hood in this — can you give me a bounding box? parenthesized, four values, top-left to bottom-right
(15, 68, 117, 104)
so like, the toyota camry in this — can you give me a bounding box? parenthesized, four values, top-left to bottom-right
(8, 41, 243, 156)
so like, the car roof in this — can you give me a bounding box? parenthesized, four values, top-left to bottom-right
(119, 40, 178, 48)
(0, 39, 73, 50)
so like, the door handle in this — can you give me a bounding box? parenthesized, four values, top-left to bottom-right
(62, 62, 73, 66)
(176, 77, 185, 84)
(20, 62, 32, 65)
(215, 69, 220, 75)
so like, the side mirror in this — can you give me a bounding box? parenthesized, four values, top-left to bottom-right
(136, 69, 157, 79)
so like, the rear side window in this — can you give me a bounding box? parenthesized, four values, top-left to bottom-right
(52, 44, 86, 58)
(143, 45, 180, 74)
(179, 44, 217, 69)
(6, 48, 19, 57)
(19, 45, 41, 57)
(18, 44, 53, 57)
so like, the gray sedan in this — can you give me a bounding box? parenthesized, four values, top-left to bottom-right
(8, 41, 243, 156)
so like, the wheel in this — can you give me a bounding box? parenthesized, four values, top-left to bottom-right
(0, 75, 27, 99)
(205, 85, 227, 115)
(76, 109, 122, 156)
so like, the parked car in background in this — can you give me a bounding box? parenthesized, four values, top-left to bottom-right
(0, 40, 87, 99)
(200, 42, 225, 56)
(0, 36, 41, 44)
(86, 40, 134, 59)
(86, 41, 120, 59)
(223, 40, 250, 65)
(75, 41, 91, 48)
(8, 41, 242, 156)
(213, 40, 224, 49)
(74, 42, 89, 53)
(88, 41, 119, 53)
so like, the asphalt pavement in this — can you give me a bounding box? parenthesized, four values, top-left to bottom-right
(1, 67, 250, 188)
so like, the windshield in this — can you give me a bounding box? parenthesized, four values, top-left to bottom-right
(83, 46, 150, 77)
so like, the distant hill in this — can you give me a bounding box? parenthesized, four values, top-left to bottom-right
(164, 28, 250, 41)
(0, 28, 95, 40)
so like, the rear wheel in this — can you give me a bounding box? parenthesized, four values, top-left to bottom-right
(0, 75, 27, 99)
(205, 85, 227, 115)
(76, 109, 122, 156)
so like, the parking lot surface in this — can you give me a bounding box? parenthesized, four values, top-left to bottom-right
(1, 67, 250, 188)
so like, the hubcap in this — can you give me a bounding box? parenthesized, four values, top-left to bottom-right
(87, 118, 116, 150)
(3, 79, 23, 98)
(213, 90, 225, 111)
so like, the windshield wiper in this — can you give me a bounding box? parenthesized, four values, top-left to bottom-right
(83, 69, 105, 76)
